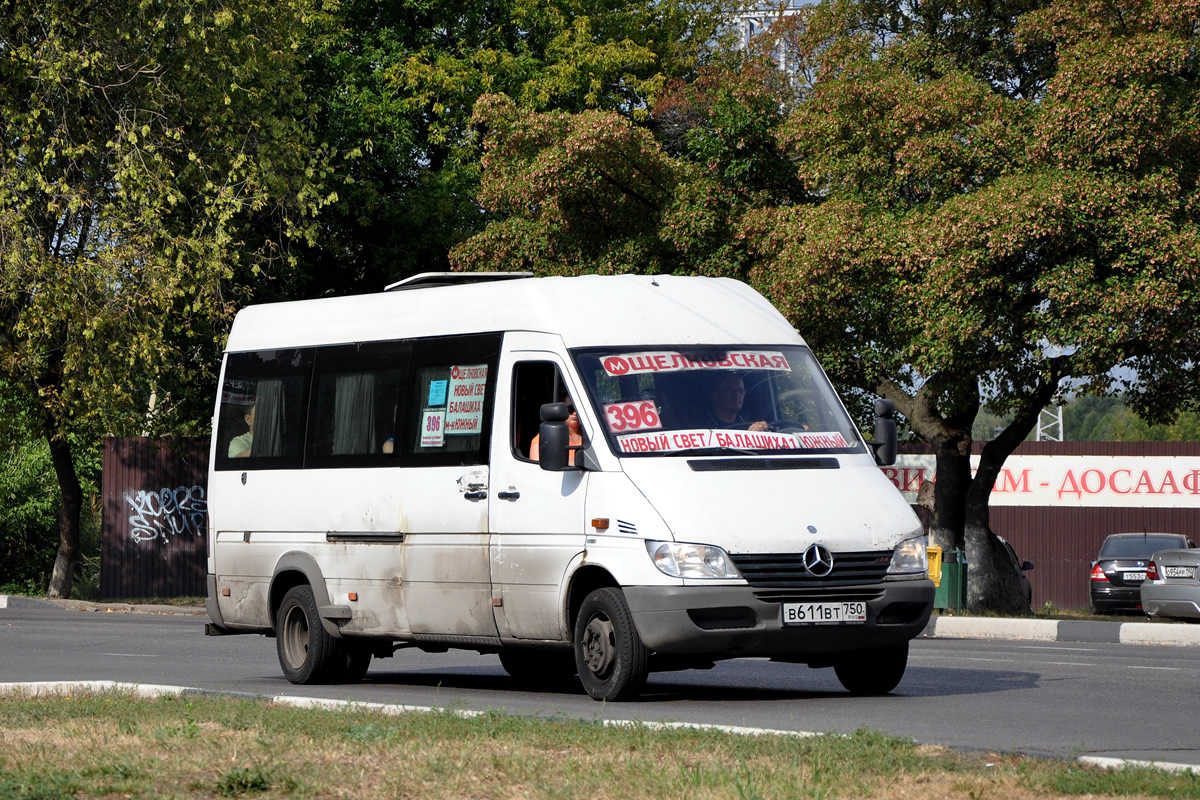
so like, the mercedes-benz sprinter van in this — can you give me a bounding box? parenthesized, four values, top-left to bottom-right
(204, 273, 933, 701)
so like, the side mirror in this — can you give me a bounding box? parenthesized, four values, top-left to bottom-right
(538, 402, 578, 472)
(1021, 561, 1034, 571)
(869, 398, 897, 466)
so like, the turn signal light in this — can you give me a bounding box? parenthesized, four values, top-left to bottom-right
(1146, 561, 1159, 581)
(1090, 564, 1109, 582)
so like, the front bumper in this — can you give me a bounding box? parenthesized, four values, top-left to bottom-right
(624, 579, 934, 659)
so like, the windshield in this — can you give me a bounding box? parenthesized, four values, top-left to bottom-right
(572, 345, 864, 457)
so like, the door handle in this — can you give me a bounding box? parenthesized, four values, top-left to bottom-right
(463, 491, 487, 501)
(497, 490, 520, 501)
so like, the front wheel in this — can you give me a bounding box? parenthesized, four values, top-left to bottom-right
(834, 642, 909, 695)
(574, 587, 650, 701)
(276, 585, 345, 684)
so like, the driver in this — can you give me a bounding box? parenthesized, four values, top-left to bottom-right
(707, 374, 769, 431)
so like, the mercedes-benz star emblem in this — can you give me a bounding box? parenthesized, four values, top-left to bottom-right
(802, 544, 834, 578)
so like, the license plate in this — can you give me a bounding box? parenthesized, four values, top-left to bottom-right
(1123, 571, 1146, 582)
(1164, 566, 1196, 579)
(782, 601, 867, 625)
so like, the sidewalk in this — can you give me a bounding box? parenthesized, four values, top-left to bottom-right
(0, 595, 207, 616)
(4, 594, 1199, 647)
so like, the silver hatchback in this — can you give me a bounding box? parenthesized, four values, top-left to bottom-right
(1141, 548, 1200, 623)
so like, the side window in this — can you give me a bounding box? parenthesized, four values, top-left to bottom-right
(511, 362, 568, 461)
(215, 349, 312, 471)
(306, 341, 408, 467)
(402, 333, 501, 466)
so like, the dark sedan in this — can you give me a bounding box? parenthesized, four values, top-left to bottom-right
(1089, 532, 1194, 615)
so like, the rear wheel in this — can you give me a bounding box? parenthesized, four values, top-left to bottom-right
(834, 642, 908, 695)
(574, 587, 650, 701)
(341, 642, 373, 683)
(276, 585, 345, 684)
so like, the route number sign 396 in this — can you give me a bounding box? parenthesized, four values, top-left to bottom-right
(604, 401, 662, 432)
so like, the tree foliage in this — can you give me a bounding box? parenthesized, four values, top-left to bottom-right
(0, 0, 334, 596)
(455, 0, 1200, 612)
(294, 0, 734, 295)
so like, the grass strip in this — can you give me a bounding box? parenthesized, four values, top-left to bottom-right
(0, 690, 1195, 799)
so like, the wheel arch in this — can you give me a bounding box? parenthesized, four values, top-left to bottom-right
(565, 564, 620, 634)
(270, 551, 342, 638)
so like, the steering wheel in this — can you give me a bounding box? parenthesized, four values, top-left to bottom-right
(769, 419, 809, 433)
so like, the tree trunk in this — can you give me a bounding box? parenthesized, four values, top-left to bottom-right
(885, 374, 975, 553)
(962, 379, 1060, 614)
(45, 433, 83, 599)
(963, 489, 1028, 614)
(928, 441, 970, 552)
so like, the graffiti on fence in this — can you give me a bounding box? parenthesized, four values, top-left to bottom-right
(126, 485, 208, 544)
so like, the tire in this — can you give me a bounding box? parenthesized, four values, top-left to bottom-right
(834, 642, 909, 695)
(498, 648, 577, 683)
(341, 642, 373, 683)
(276, 584, 345, 684)
(573, 587, 650, 701)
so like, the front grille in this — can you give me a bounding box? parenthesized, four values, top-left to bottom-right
(752, 587, 886, 604)
(730, 550, 892, 588)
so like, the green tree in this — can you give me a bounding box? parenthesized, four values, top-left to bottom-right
(750, 0, 1200, 612)
(455, 0, 1200, 613)
(0, 0, 333, 597)
(294, 0, 734, 295)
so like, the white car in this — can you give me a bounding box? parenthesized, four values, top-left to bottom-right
(1140, 548, 1200, 623)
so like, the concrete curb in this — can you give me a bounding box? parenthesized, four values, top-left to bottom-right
(922, 614, 1200, 647)
(0, 595, 206, 616)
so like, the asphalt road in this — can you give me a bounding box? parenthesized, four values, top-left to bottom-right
(2, 602, 1197, 771)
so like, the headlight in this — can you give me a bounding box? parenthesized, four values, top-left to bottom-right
(646, 540, 741, 579)
(887, 535, 928, 576)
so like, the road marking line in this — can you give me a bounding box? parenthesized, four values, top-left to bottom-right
(1013, 646, 1098, 652)
(101, 653, 157, 657)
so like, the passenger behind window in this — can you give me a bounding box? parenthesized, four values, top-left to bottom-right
(228, 404, 256, 458)
(530, 394, 582, 465)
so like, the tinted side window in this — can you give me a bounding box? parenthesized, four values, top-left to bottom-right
(215, 349, 312, 471)
(306, 341, 409, 468)
(401, 333, 502, 466)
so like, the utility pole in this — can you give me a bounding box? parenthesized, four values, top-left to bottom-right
(1036, 406, 1064, 442)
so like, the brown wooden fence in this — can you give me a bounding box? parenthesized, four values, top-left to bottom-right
(101, 437, 209, 599)
(897, 441, 1200, 611)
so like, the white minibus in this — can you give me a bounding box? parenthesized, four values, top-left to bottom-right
(205, 272, 933, 701)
